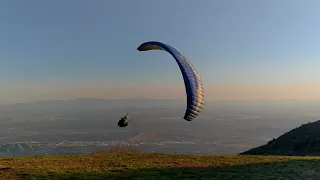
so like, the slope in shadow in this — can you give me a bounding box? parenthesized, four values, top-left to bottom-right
(241, 120, 320, 156)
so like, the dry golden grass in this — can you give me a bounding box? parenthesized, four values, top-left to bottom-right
(1, 152, 320, 179)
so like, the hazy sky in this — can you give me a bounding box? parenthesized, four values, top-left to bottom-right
(1, 0, 320, 103)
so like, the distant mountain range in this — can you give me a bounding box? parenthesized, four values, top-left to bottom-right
(3, 98, 320, 111)
(240, 120, 320, 156)
(1, 98, 187, 110)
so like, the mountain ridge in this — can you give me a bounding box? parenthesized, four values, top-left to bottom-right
(240, 119, 320, 156)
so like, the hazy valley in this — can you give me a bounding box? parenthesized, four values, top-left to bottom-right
(0, 98, 319, 157)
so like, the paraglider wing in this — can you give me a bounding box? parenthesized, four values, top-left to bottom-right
(137, 41, 204, 121)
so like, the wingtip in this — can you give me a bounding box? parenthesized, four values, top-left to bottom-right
(183, 116, 193, 121)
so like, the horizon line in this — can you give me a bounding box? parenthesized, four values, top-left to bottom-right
(3, 97, 320, 106)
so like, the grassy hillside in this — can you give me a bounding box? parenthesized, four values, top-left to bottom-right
(1, 152, 320, 180)
(241, 120, 320, 156)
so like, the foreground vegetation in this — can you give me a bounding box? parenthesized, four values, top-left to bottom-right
(1, 151, 320, 180)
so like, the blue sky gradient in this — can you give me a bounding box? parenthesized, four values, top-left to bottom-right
(1, 0, 320, 103)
